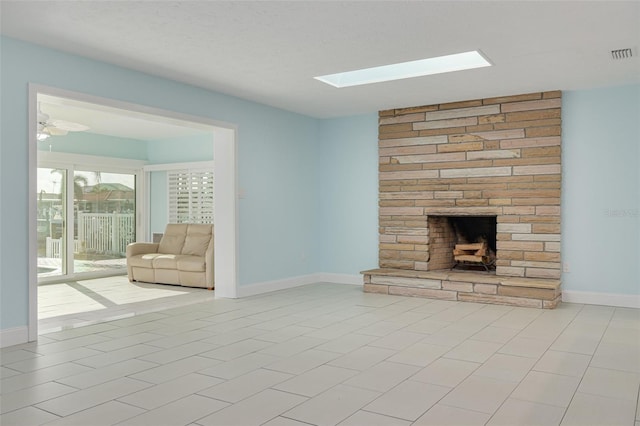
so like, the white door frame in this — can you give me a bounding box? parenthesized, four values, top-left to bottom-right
(28, 84, 239, 341)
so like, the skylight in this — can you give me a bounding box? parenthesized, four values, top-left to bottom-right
(314, 50, 492, 88)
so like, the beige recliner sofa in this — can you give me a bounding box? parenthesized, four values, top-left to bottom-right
(126, 223, 214, 289)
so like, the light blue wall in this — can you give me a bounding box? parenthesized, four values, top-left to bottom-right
(562, 85, 640, 295)
(0, 36, 320, 330)
(317, 114, 379, 274)
(146, 134, 213, 164)
(37, 132, 148, 160)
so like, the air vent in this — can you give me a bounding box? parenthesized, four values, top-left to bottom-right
(611, 48, 633, 60)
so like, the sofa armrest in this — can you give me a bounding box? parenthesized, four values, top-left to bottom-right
(126, 242, 159, 258)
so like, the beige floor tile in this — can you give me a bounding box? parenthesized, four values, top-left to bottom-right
(328, 345, 396, 370)
(343, 361, 420, 392)
(35, 378, 151, 417)
(498, 336, 550, 359)
(57, 358, 157, 389)
(561, 392, 636, 426)
(138, 341, 220, 364)
(413, 403, 491, 426)
(266, 348, 341, 375)
(142, 330, 216, 349)
(364, 380, 451, 421)
(197, 352, 282, 380)
(0, 349, 42, 364)
(0, 406, 60, 426)
(314, 332, 378, 354)
(533, 349, 591, 377)
(511, 371, 580, 408)
(262, 417, 315, 426)
(254, 325, 318, 343)
(353, 320, 406, 337)
(0, 361, 92, 394)
(600, 325, 640, 345)
(470, 326, 520, 344)
(439, 375, 517, 414)
(421, 327, 476, 348)
(197, 389, 307, 426)
(369, 330, 426, 350)
(487, 398, 565, 425)
(258, 335, 327, 357)
(198, 368, 292, 403)
(0, 382, 77, 414)
(128, 355, 221, 384)
(549, 332, 602, 355)
(472, 353, 536, 383)
(42, 401, 145, 426)
(490, 308, 541, 330)
(117, 372, 223, 410)
(338, 410, 412, 426)
(403, 318, 451, 335)
(387, 342, 449, 367)
(116, 394, 228, 426)
(74, 344, 160, 368)
(410, 357, 479, 388)
(444, 339, 503, 363)
(591, 341, 640, 373)
(273, 364, 358, 397)
(284, 384, 380, 426)
(0, 366, 21, 379)
(5, 347, 103, 372)
(577, 366, 640, 401)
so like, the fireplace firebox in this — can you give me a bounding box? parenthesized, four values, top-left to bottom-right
(427, 215, 497, 271)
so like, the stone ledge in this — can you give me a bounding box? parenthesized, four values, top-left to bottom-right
(361, 268, 561, 309)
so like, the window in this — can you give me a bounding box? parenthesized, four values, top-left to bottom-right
(168, 169, 214, 224)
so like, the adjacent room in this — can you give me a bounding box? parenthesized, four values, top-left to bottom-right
(1, 2, 638, 426)
(34, 93, 221, 333)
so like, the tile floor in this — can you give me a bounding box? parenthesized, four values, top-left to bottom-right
(38, 276, 215, 334)
(2, 282, 639, 426)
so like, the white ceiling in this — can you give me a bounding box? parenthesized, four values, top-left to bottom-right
(38, 94, 213, 140)
(2, 1, 640, 120)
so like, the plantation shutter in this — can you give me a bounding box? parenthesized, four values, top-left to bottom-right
(167, 169, 214, 224)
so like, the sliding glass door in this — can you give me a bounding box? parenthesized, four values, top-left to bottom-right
(37, 163, 138, 282)
(73, 170, 136, 275)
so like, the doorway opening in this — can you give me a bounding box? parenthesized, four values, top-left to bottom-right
(29, 85, 238, 340)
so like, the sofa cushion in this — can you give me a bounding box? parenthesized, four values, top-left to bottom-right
(158, 224, 188, 254)
(177, 255, 206, 272)
(128, 253, 164, 268)
(152, 254, 180, 269)
(181, 234, 208, 255)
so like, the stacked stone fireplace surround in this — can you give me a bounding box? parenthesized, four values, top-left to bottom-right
(362, 91, 563, 308)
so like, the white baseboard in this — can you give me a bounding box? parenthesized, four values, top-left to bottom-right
(315, 273, 363, 285)
(238, 273, 363, 297)
(562, 290, 640, 308)
(0, 326, 29, 348)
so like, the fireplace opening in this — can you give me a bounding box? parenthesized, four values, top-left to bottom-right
(427, 215, 497, 272)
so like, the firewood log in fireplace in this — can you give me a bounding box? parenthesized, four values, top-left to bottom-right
(452, 241, 495, 270)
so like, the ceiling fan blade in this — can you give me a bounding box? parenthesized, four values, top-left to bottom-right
(46, 126, 68, 136)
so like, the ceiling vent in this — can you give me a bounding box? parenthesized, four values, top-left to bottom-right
(611, 48, 633, 60)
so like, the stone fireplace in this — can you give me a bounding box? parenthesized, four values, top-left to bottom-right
(363, 91, 562, 308)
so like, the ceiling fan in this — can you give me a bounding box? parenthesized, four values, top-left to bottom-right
(37, 103, 89, 140)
